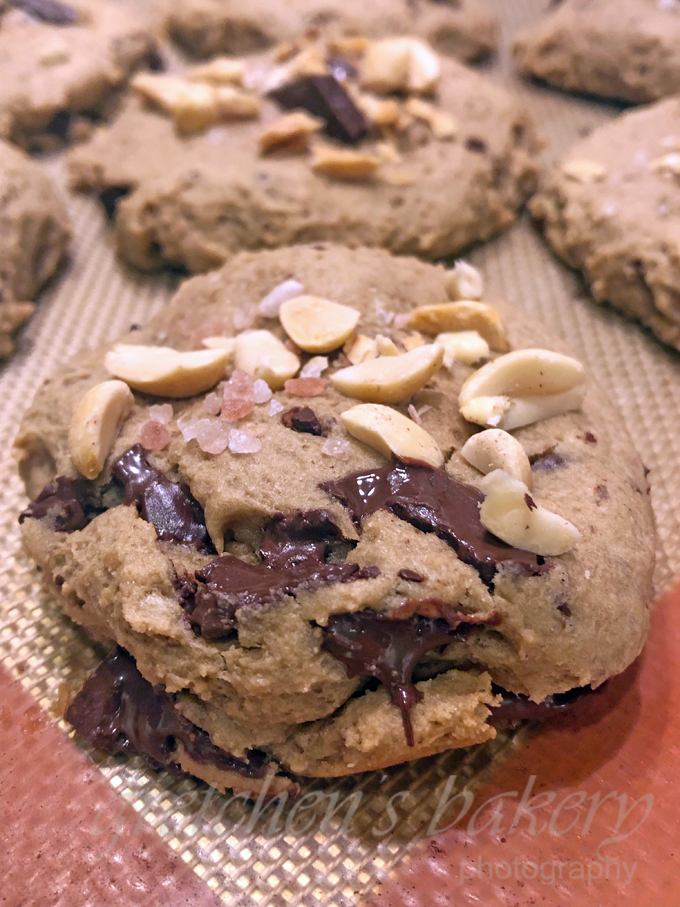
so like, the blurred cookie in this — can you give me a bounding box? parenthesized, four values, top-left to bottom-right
(531, 97, 680, 350)
(16, 244, 654, 792)
(68, 35, 538, 272)
(0, 139, 70, 357)
(513, 0, 680, 104)
(0, 0, 160, 151)
(163, 0, 497, 63)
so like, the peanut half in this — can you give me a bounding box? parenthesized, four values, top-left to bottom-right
(407, 301, 509, 352)
(458, 348, 586, 431)
(437, 330, 489, 367)
(360, 38, 440, 95)
(479, 469, 580, 556)
(341, 403, 443, 468)
(445, 260, 484, 300)
(105, 344, 229, 398)
(279, 295, 360, 353)
(331, 343, 443, 404)
(69, 380, 134, 479)
(461, 429, 532, 488)
(233, 329, 300, 389)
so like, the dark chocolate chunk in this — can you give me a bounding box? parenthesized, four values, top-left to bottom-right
(144, 44, 166, 72)
(583, 432, 597, 445)
(65, 647, 268, 778)
(488, 684, 598, 730)
(45, 109, 72, 141)
(280, 406, 325, 436)
(19, 476, 99, 532)
(322, 607, 497, 746)
(15, 0, 78, 25)
(268, 74, 369, 145)
(99, 186, 131, 220)
(397, 568, 425, 583)
(321, 463, 546, 588)
(465, 136, 488, 154)
(180, 510, 379, 639)
(530, 449, 567, 471)
(112, 445, 212, 551)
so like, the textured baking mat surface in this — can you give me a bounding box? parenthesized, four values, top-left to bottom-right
(1, 0, 679, 904)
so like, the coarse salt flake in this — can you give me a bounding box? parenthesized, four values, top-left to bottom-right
(253, 378, 273, 404)
(321, 438, 352, 460)
(268, 399, 285, 416)
(257, 279, 305, 318)
(228, 429, 262, 454)
(148, 403, 173, 424)
(140, 420, 171, 451)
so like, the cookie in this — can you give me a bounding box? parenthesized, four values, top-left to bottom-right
(0, 139, 70, 357)
(163, 0, 497, 64)
(530, 98, 680, 351)
(15, 244, 655, 793)
(513, 0, 680, 104)
(0, 0, 160, 151)
(67, 35, 538, 273)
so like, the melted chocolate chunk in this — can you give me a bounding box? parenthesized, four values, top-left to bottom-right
(180, 511, 380, 639)
(321, 463, 546, 587)
(45, 109, 72, 140)
(99, 185, 131, 220)
(489, 684, 597, 730)
(113, 445, 212, 551)
(15, 0, 78, 25)
(397, 568, 425, 583)
(281, 406, 325, 436)
(322, 608, 496, 746)
(269, 74, 369, 145)
(19, 476, 99, 532)
(65, 648, 268, 778)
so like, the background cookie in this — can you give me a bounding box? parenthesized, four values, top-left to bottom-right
(67, 38, 539, 272)
(16, 244, 655, 792)
(530, 97, 680, 351)
(163, 0, 497, 64)
(0, 0, 160, 151)
(0, 139, 70, 357)
(513, 0, 680, 104)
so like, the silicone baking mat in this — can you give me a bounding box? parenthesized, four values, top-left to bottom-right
(1, 1, 680, 905)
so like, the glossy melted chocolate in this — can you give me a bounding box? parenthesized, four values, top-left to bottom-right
(19, 476, 99, 532)
(65, 648, 268, 778)
(321, 463, 546, 587)
(322, 606, 498, 746)
(489, 684, 598, 729)
(180, 511, 380, 640)
(113, 445, 212, 551)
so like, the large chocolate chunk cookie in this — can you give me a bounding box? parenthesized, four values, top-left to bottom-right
(67, 35, 539, 272)
(163, 0, 497, 64)
(530, 98, 680, 351)
(15, 244, 655, 793)
(0, 0, 159, 151)
(0, 139, 70, 357)
(513, 0, 680, 104)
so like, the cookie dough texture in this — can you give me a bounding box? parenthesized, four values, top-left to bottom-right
(163, 0, 497, 63)
(0, 140, 70, 357)
(531, 98, 680, 351)
(513, 0, 680, 104)
(0, 0, 158, 150)
(67, 58, 539, 273)
(16, 244, 655, 785)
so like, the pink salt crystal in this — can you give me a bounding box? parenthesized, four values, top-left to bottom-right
(321, 438, 351, 460)
(228, 429, 262, 454)
(177, 412, 199, 441)
(232, 308, 254, 331)
(140, 420, 171, 451)
(418, 404, 432, 417)
(408, 404, 422, 426)
(148, 403, 173, 424)
(252, 379, 272, 404)
(268, 399, 284, 416)
(221, 369, 255, 421)
(300, 356, 329, 379)
(203, 392, 223, 416)
(193, 419, 231, 455)
(284, 377, 327, 397)
(394, 313, 411, 329)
